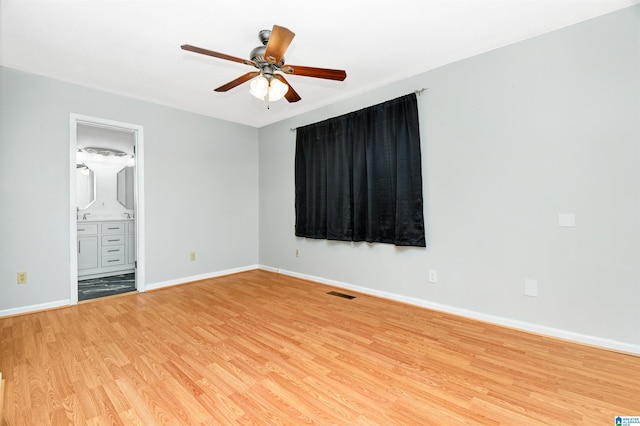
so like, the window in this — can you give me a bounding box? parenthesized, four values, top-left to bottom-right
(295, 93, 425, 247)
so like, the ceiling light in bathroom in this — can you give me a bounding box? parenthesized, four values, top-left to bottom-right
(82, 147, 129, 157)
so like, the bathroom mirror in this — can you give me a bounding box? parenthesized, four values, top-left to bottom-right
(117, 166, 134, 210)
(76, 164, 96, 209)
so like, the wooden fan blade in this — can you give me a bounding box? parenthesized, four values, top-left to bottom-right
(181, 44, 256, 67)
(214, 72, 260, 92)
(274, 74, 301, 103)
(264, 25, 295, 64)
(280, 64, 346, 81)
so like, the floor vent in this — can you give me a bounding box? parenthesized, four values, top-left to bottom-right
(327, 291, 356, 300)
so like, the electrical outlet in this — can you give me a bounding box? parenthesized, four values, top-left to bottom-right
(17, 272, 27, 284)
(190, 252, 196, 261)
(428, 269, 437, 283)
(295, 248, 300, 257)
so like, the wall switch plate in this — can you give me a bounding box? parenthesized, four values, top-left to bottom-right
(17, 272, 27, 284)
(558, 213, 575, 227)
(524, 279, 538, 297)
(428, 269, 437, 283)
(190, 252, 196, 261)
(295, 248, 300, 257)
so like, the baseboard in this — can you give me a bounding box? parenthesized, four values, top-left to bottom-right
(267, 266, 640, 356)
(0, 299, 71, 318)
(4, 266, 638, 355)
(145, 264, 260, 291)
(0, 265, 259, 317)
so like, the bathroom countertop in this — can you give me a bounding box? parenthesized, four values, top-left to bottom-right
(78, 215, 134, 222)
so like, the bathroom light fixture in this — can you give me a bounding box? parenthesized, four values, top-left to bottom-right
(249, 75, 288, 102)
(77, 147, 133, 166)
(82, 147, 128, 157)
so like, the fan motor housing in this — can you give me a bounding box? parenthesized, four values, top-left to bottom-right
(249, 45, 266, 63)
(258, 29, 271, 46)
(250, 30, 285, 68)
(250, 47, 284, 74)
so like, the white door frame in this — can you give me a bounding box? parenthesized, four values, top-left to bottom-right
(69, 113, 146, 304)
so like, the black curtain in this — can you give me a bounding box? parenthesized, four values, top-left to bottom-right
(295, 93, 425, 247)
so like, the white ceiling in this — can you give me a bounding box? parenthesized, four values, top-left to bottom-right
(2, 0, 638, 128)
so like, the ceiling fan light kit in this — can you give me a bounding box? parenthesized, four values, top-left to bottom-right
(249, 75, 269, 99)
(181, 25, 346, 104)
(249, 76, 289, 102)
(268, 78, 288, 101)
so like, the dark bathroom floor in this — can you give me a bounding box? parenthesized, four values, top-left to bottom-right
(78, 273, 136, 301)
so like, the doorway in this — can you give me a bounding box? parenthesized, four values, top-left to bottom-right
(69, 114, 145, 304)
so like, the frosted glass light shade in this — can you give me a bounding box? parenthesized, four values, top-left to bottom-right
(249, 76, 269, 100)
(249, 75, 289, 102)
(268, 78, 288, 101)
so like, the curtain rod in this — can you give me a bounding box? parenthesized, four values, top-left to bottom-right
(290, 88, 427, 132)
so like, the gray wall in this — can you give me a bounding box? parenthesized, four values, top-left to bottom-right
(1, 6, 638, 352)
(258, 6, 640, 351)
(0, 67, 259, 312)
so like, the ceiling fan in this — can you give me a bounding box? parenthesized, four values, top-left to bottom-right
(181, 25, 347, 103)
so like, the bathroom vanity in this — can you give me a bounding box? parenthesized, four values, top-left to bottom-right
(77, 219, 135, 279)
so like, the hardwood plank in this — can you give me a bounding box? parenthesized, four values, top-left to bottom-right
(0, 373, 5, 423)
(1, 269, 639, 424)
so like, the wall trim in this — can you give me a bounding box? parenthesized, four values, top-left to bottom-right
(0, 265, 260, 317)
(0, 300, 71, 318)
(266, 266, 640, 356)
(145, 265, 260, 291)
(69, 113, 146, 303)
(259, 265, 279, 273)
(4, 265, 637, 356)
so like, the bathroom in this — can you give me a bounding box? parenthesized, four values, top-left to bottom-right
(76, 124, 136, 300)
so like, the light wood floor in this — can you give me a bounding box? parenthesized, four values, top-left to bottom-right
(1, 270, 639, 425)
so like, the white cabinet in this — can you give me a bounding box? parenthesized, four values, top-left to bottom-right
(77, 224, 98, 270)
(78, 237, 99, 270)
(77, 220, 135, 279)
